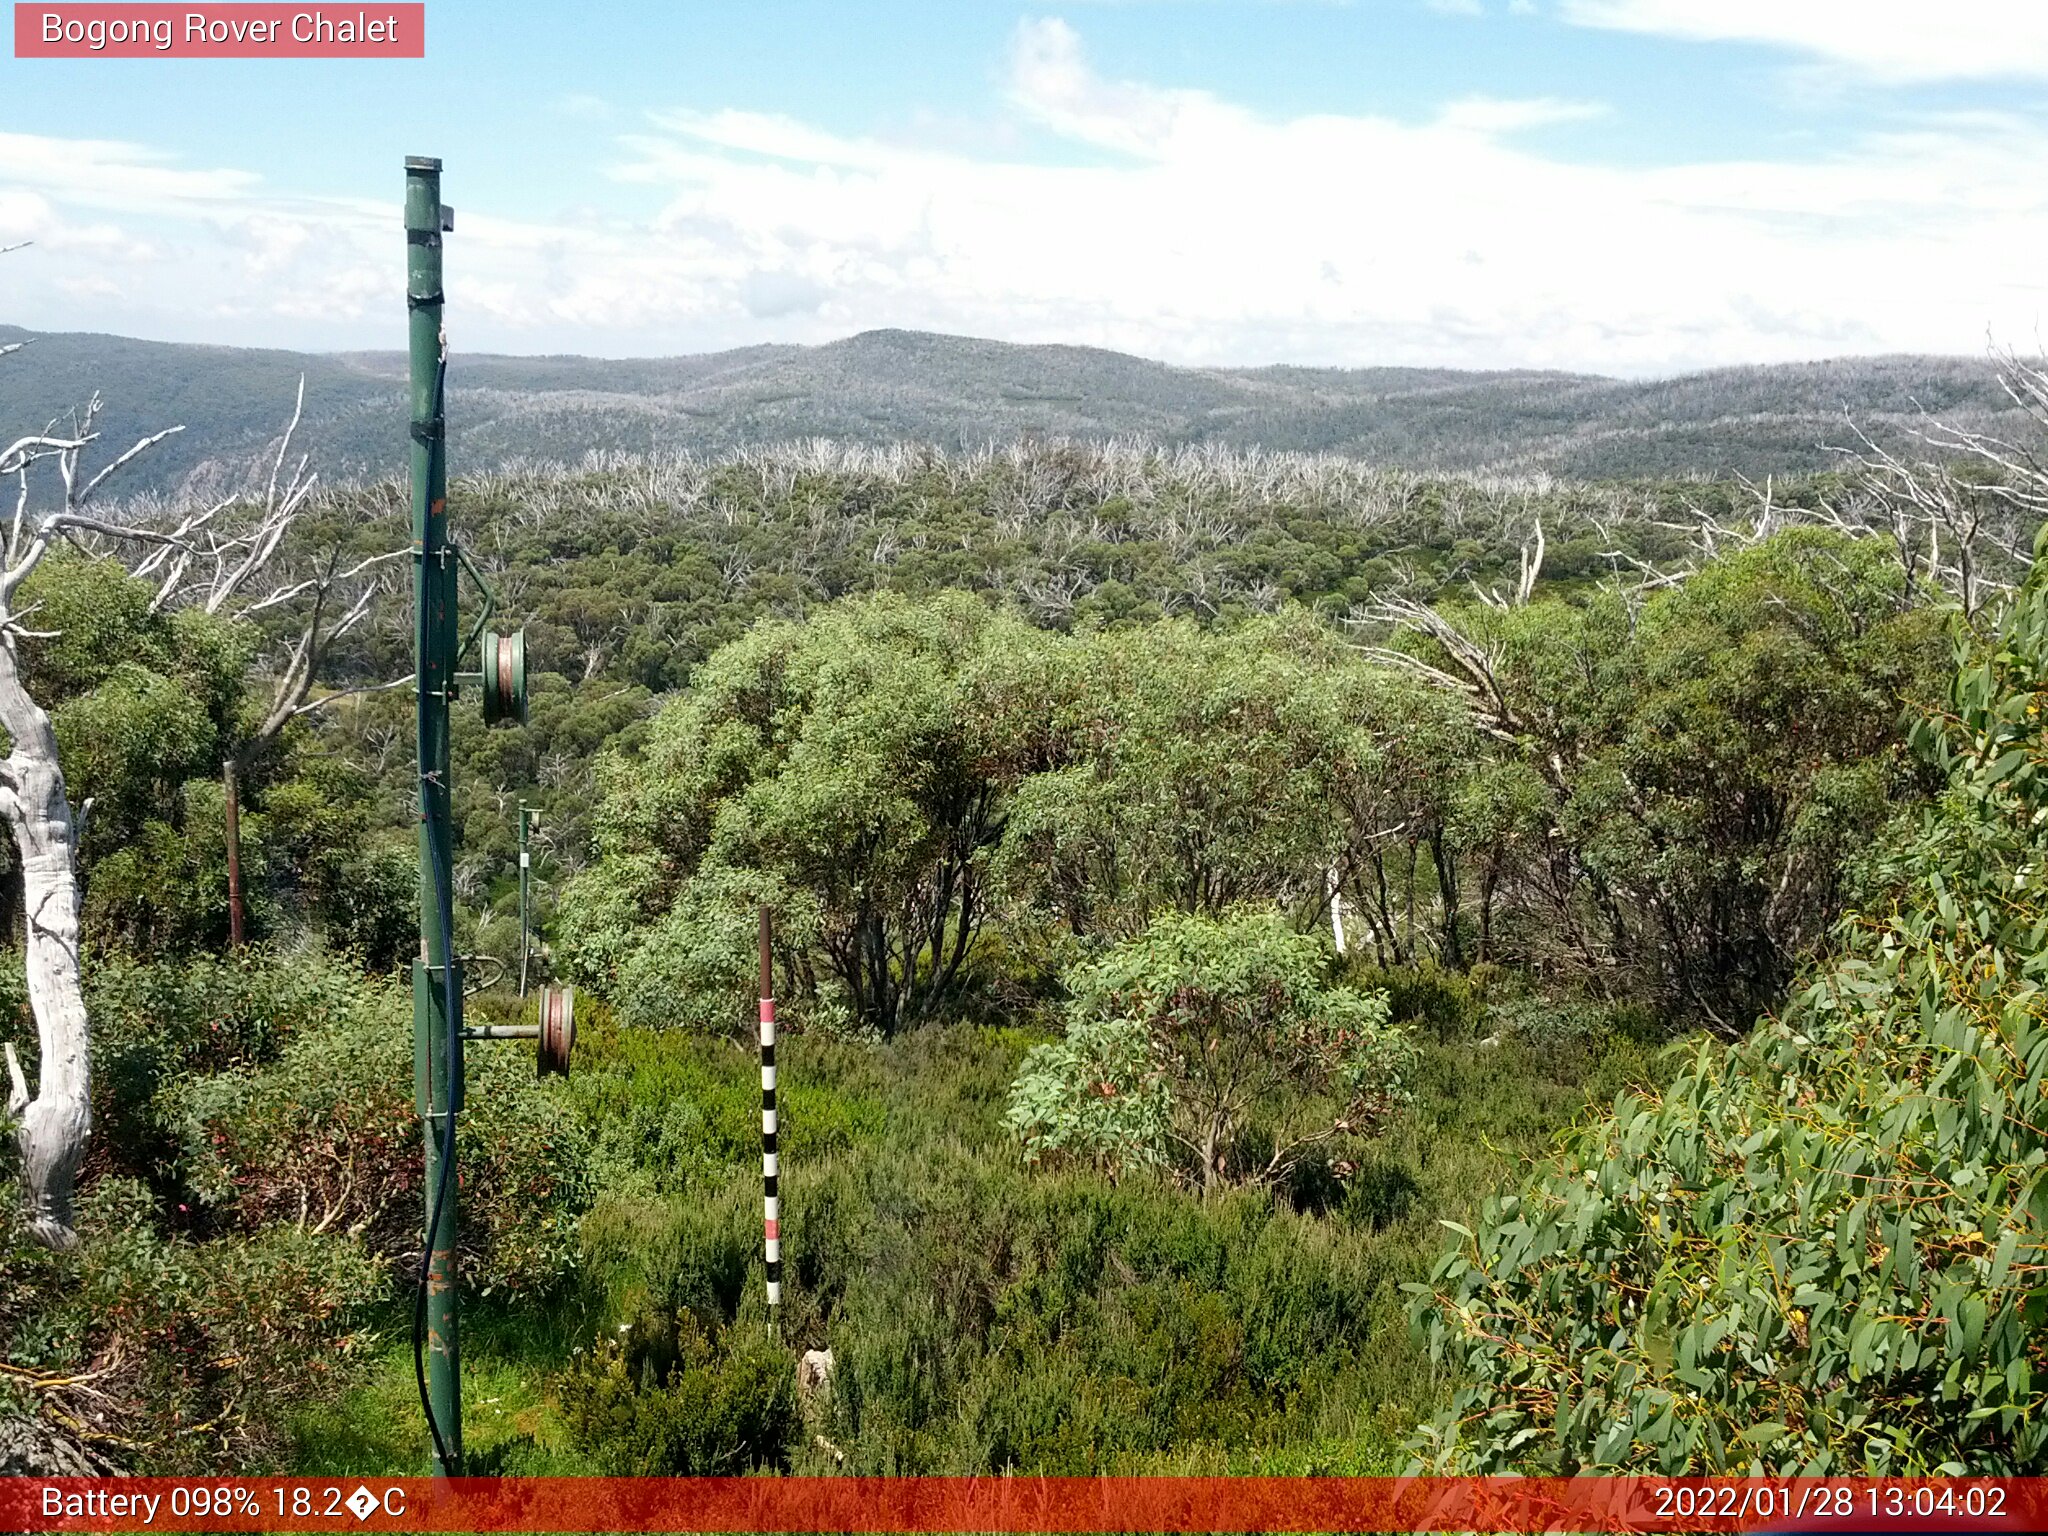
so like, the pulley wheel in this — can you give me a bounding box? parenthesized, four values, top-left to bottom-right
(537, 984, 575, 1077)
(481, 628, 527, 727)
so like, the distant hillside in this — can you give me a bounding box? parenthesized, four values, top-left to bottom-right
(0, 324, 2021, 493)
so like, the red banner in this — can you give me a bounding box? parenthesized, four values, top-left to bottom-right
(0, 1477, 2042, 1533)
(13, 4, 424, 57)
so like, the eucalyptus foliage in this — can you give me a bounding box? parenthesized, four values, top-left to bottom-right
(996, 619, 1467, 940)
(1005, 1016, 1174, 1181)
(1010, 910, 1413, 1192)
(1412, 535, 2048, 1474)
(559, 591, 1036, 1034)
(0, 1175, 387, 1470)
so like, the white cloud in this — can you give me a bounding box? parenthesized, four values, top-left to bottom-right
(1560, 1, 2048, 83)
(1007, 16, 1237, 158)
(587, 19, 2045, 370)
(1426, 0, 1485, 15)
(743, 270, 828, 318)
(0, 189, 57, 244)
(0, 21, 2043, 374)
(0, 132, 620, 345)
(1436, 96, 1607, 132)
(0, 133, 259, 215)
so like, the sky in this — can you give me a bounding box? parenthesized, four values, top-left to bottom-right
(3, 0, 2048, 375)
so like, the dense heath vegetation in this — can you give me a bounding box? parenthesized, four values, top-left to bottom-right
(2, 420, 2045, 1476)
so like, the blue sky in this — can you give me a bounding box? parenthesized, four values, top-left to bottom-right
(4, 1, 2047, 373)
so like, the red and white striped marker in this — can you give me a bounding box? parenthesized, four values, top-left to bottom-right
(758, 907, 780, 1328)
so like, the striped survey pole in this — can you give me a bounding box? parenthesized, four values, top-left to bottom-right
(759, 906, 780, 1336)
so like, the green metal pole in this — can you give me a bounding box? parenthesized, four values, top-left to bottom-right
(406, 154, 462, 1476)
(517, 804, 532, 998)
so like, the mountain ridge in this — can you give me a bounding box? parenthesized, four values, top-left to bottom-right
(0, 322, 2019, 491)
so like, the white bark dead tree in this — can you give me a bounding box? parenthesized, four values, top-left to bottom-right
(0, 327, 398, 1244)
(127, 380, 405, 940)
(0, 392, 186, 1248)
(1820, 370, 2047, 621)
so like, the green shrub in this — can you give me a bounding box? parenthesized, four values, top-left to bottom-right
(0, 1178, 384, 1471)
(553, 1013, 1633, 1477)
(81, 792, 236, 957)
(577, 1182, 759, 1333)
(0, 949, 28, 1043)
(254, 755, 416, 968)
(558, 1316, 797, 1475)
(89, 951, 372, 1187)
(1343, 960, 1492, 1040)
(1412, 540, 2048, 1474)
(560, 592, 1039, 1036)
(1009, 909, 1414, 1192)
(571, 1023, 885, 1200)
(173, 967, 593, 1296)
(1004, 1015, 1171, 1179)
(810, 1147, 1404, 1473)
(1483, 993, 1662, 1055)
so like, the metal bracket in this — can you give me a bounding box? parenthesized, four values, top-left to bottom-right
(452, 541, 498, 666)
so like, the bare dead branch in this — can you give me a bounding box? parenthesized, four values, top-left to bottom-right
(75, 426, 185, 510)
(0, 434, 91, 479)
(289, 674, 413, 719)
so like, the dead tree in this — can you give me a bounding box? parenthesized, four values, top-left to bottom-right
(0, 345, 397, 1244)
(1820, 356, 2048, 622)
(1348, 517, 1546, 745)
(0, 393, 183, 1248)
(1473, 514, 1544, 611)
(128, 379, 403, 940)
(1590, 354, 2048, 622)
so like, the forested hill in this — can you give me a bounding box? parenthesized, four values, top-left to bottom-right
(0, 322, 2021, 491)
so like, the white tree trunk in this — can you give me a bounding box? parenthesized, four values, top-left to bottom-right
(1328, 866, 1348, 957)
(0, 362, 370, 1251)
(0, 636, 88, 1250)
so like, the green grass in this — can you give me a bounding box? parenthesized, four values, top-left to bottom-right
(290, 1292, 606, 1475)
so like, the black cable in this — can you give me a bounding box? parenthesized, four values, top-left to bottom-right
(412, 349, 461, 1477)
(413, 819, 461, 1473)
